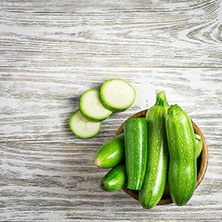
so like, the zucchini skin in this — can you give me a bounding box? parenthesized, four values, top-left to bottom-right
(124, 118, 147, 190)
(94, 134, 124, 168)
(166, 104, 197, 206)
(139, 91, 169, 208)
(101, 163, 126, 191)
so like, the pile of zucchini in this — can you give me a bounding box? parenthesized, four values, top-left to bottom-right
(69, 78, 136, 138)
(95, 91, 203, 208)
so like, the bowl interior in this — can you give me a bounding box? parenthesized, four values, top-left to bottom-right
(115, 109, 208, 205)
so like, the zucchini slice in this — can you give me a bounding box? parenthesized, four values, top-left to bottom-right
(69, 109, 101, 138)
(100, 78, 136, 112)
(80, 89, 112, 121)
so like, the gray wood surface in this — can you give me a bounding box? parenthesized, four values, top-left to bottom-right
(0, 0, 222, 221)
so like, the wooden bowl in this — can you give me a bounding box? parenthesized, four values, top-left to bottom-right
(115, 109, 208, 205)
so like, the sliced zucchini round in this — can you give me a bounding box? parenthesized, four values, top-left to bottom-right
(80, 89, 112, 121)
(100, 78, 136, 112)
(69, 109, 101, 138)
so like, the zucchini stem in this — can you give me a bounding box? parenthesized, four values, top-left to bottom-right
(155, 91, 169, 107)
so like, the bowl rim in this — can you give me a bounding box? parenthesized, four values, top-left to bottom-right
(114, 109, 208, 205)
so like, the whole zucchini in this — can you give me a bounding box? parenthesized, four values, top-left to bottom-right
(124, 118, 147, 190)
(94, 133, 124, 168)
(101, 163, 126, 191)
(166, 104, 197, 206)
(139, 91, 169, 208)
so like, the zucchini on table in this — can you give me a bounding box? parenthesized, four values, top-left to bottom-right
(124, 118, 147, 190)
(166, 104, 197, 206)
(139, 91, 169, 208)
(94, 133, 124, 168)
(101, 163, 126, 191)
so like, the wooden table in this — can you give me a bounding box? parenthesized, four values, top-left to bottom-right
(1, 0, 222, 221)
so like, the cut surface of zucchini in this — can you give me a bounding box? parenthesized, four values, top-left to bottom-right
(69, 109, 101, 138)
(80, 89, 112, 121)
(100, 78, 136, 112)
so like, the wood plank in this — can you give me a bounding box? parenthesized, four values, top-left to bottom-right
(0, 0, 222, 69)
(0, 0, 222, 221)
(1, 68, 222, 221)
(1, 68, 222, 142)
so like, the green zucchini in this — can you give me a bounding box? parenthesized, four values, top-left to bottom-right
(101, 134, 202, 195)
(139, 91, 169, 208)
(166, 104, 197, 206)
(101, 163, 126, 191)
(124, 118, 147, 190)
(94, 134, 124, 168)
(195, 134, 203, 159)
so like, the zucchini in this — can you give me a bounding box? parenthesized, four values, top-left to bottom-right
(139, 91, 169, 208)
(195, 134, 203, 159)
(69, 109, 101, 138)
(101, 134, 201, 193)
(94, 134, 124, 168)
(124, 118, 147, 190)
(101, 163, 126, 191)
(166, 104, 197, 206)
(100, 78, 136, 112)
(80, 89, 112, 121)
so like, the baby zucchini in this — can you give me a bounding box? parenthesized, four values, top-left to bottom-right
(101, 163, 126, 191)
(124, 118, 147, 190)
(166, 104, 197, 206)
(94, 133, 124, 168)
(100, 78, 136, 112)
(139, 91, 169, 209)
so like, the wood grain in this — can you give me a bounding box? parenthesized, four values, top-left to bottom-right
(0, 0, 222, 221)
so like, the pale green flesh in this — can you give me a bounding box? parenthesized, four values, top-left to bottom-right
(101, 79, 136, 111)
(69, 109, 101, 138)
(80, 89, 112, 120)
